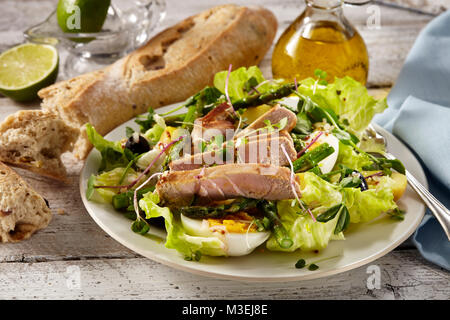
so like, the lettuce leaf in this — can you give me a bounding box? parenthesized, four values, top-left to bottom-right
(139, 192, 226, 259)
(214, 66, 264, 100)
(335, 141, 373, 172)
(143, 124, 164, 145)
(138, 191, 166, 218)
(267, 173, 344, 252)
(213, 66, 282, 101)
(299, 172, 343, 208)
(297, 76, 388, 134)
(266, 171, 397, 252)
(266, 200, 345, 252)
(91, 167, 138, 203)
(342, 176, 397, 223)
(143, 114, 166, 145)
(86, 123, 129, 172)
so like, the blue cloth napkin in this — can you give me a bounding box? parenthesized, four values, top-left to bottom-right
(374, 11, 450, 270)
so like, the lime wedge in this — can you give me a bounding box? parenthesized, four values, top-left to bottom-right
(0, 43, 59, 102)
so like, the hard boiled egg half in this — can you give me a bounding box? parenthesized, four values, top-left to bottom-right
(180, 213, 270, 256)
(277, 95, 340, 173)
(305, 130, 340, 174)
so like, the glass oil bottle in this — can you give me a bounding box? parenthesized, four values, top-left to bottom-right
(272, 0, 369, 84)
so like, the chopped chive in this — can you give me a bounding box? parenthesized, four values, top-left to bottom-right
(295, 259, 306, 269)
(308, 263, 319, 271)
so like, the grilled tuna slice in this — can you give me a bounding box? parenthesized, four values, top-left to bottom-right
(169, 134, 297, 171)
(243, 129, 293, 144)
(235, 104, 297, 138)
(191, 103, 236, 150)
(157, 163, 300, 206)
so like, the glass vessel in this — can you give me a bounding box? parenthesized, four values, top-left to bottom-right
(24, 0, 166, 78)
(272, 0, 369, 84)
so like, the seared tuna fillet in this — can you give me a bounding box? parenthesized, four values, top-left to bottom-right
(169, 134, 297, 171)
(156, 163, 300, 206)
(191, 103, 236, 149)
(243, 129, 293, 144)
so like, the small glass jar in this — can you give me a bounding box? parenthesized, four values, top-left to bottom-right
(272, 0, 369, 84)
(24, 0, 166, 78)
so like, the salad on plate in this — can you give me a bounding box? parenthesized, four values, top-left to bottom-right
(85, 66, 407, 261)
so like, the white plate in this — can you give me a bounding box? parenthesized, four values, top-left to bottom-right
(80, 107, 427, 282)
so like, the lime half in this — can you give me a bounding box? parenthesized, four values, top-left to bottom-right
(0, 43, 59, 102)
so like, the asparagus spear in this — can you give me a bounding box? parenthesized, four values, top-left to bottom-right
(163, 113, 186, 126)
(259, 201, 293, 249)
(290, 132, 307, 152)
(227, 83, 296, 110)
(293, 143, 335, 172)
(163, 83, 296, 126)
(176, 198, 260, 219)
(200, 83, 296, 114)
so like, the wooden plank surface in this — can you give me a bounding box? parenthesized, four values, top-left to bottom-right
(0, 250, 448, 300)
(0, 0, 448, 300)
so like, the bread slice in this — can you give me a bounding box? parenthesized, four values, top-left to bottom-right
(0, 162, 52, 242)
(39, 4, 277, 159)
(0, 110, 78, 181)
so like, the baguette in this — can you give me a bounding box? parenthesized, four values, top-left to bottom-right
(39, 4, 277, 159)
(0, 162, 52, 242)
(0, 110, 77, 181)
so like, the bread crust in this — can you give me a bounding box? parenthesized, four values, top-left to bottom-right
(39, 5, 277, 159)
(0, 162, 52, 242)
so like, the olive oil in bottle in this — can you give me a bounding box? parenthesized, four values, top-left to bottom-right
(272, 0, 369, 84)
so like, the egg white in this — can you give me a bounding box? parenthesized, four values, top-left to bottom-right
(306, 131, 340, 174)
(279, 96, 300, 111)
(278, 96, 340, 174)
(180, 214, 271, 256)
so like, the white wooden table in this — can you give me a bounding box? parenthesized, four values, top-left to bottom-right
(0, 0, 448, 300)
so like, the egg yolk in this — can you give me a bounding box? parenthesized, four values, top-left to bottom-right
(207, 212, 258, 233)
(308, 131, 331, 150)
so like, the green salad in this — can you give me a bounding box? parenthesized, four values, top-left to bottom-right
(86, 66, 407, 262)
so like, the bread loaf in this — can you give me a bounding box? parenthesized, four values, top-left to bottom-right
(0, 162, 52, 242)
(38, 4, 277, 159)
